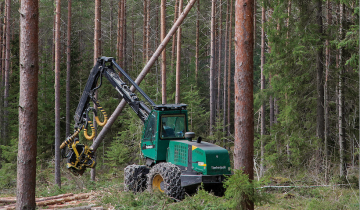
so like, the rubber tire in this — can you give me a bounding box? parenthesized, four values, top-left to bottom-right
(147, 162, 185, 200)
(124, 165, 148, 192)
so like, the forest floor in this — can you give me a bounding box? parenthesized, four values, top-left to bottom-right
(0, 169, 359, 209)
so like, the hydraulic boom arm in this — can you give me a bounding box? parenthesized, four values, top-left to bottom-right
(60, 57, 154, 175)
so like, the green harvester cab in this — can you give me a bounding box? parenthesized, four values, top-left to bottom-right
(141, 104, 231, 193)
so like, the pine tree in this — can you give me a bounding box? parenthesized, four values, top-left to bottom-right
(16, 0, 39, 208)
(54, 0, 61, 188)
(234, 0, 254, 209)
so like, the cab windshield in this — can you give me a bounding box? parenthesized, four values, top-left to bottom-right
(160, 115, 186, 139)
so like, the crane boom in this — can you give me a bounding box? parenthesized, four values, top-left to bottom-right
(61, 57, 155, 175)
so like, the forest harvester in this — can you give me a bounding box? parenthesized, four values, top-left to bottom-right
(60, 57, 231, 199)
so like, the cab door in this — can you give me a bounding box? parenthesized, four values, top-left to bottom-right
(141, 111, 158, 160)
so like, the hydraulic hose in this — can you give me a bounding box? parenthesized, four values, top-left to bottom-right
(60, 126, 83, 149)
(84, 120, 96, 140)
(92, 100, 108, 127)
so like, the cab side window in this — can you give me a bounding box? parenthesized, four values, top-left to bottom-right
(143, 112, 157, 141)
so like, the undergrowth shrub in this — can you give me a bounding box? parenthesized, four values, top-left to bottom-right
(223, 170, 272, 209)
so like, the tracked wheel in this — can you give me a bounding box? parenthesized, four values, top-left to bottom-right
(124, 165, 148, 192)
(147, 162, 185, 200)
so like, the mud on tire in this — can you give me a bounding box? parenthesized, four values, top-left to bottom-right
(124, 165, 148, 192)
(147, 162, 185, 200)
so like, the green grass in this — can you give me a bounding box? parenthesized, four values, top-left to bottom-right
(1, 166, 360, 210)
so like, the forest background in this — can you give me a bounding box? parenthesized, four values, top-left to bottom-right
(0, 0, 359, 207)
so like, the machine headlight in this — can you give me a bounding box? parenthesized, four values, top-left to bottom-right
(198, 162, 206, 167)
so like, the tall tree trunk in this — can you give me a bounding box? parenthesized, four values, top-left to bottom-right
(3, 0, 10, 142)
(260, 5, 265, 178)
(267, 8, 276, 127)
(217, 0, 222, 120)
(175, 0, 183, 104)
(1, 5, 5, 141)
(269, 74, 274, 129)
(171, 0, 179, 74)
(316, 0, 324, 144)
(110, 0, 113, 53)
(227, 0, 233, 136)
(253, 0, 256, 48)
(146, 0, 150, 62)
(17, 1, 39, 208)
(142, 0, 147, 63)
(195, 0, 199, 82)
(234, 0, 254, 209)
(123, 0, 127, 70)
(223, 0, 229, 135)
(287, 0, 291, 39)
(117, 0, 120, 62)
(161, 0, 166, 104)
(338, 3, 345, 177)
(209, 0, 216, 135)
(0, 2, 4, 146)
(132, 4, 135, 72)
(66, 0, 72, 139)
(92, 0, 101, 181)
(324, 0, 331, 181)
(54, 0, 61, 188)
(118, 0, 124, 66)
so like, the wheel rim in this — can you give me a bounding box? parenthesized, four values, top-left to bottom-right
(152, 174, 164, 192)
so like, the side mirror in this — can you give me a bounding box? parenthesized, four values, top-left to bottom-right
(185, 132, 195, 141)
